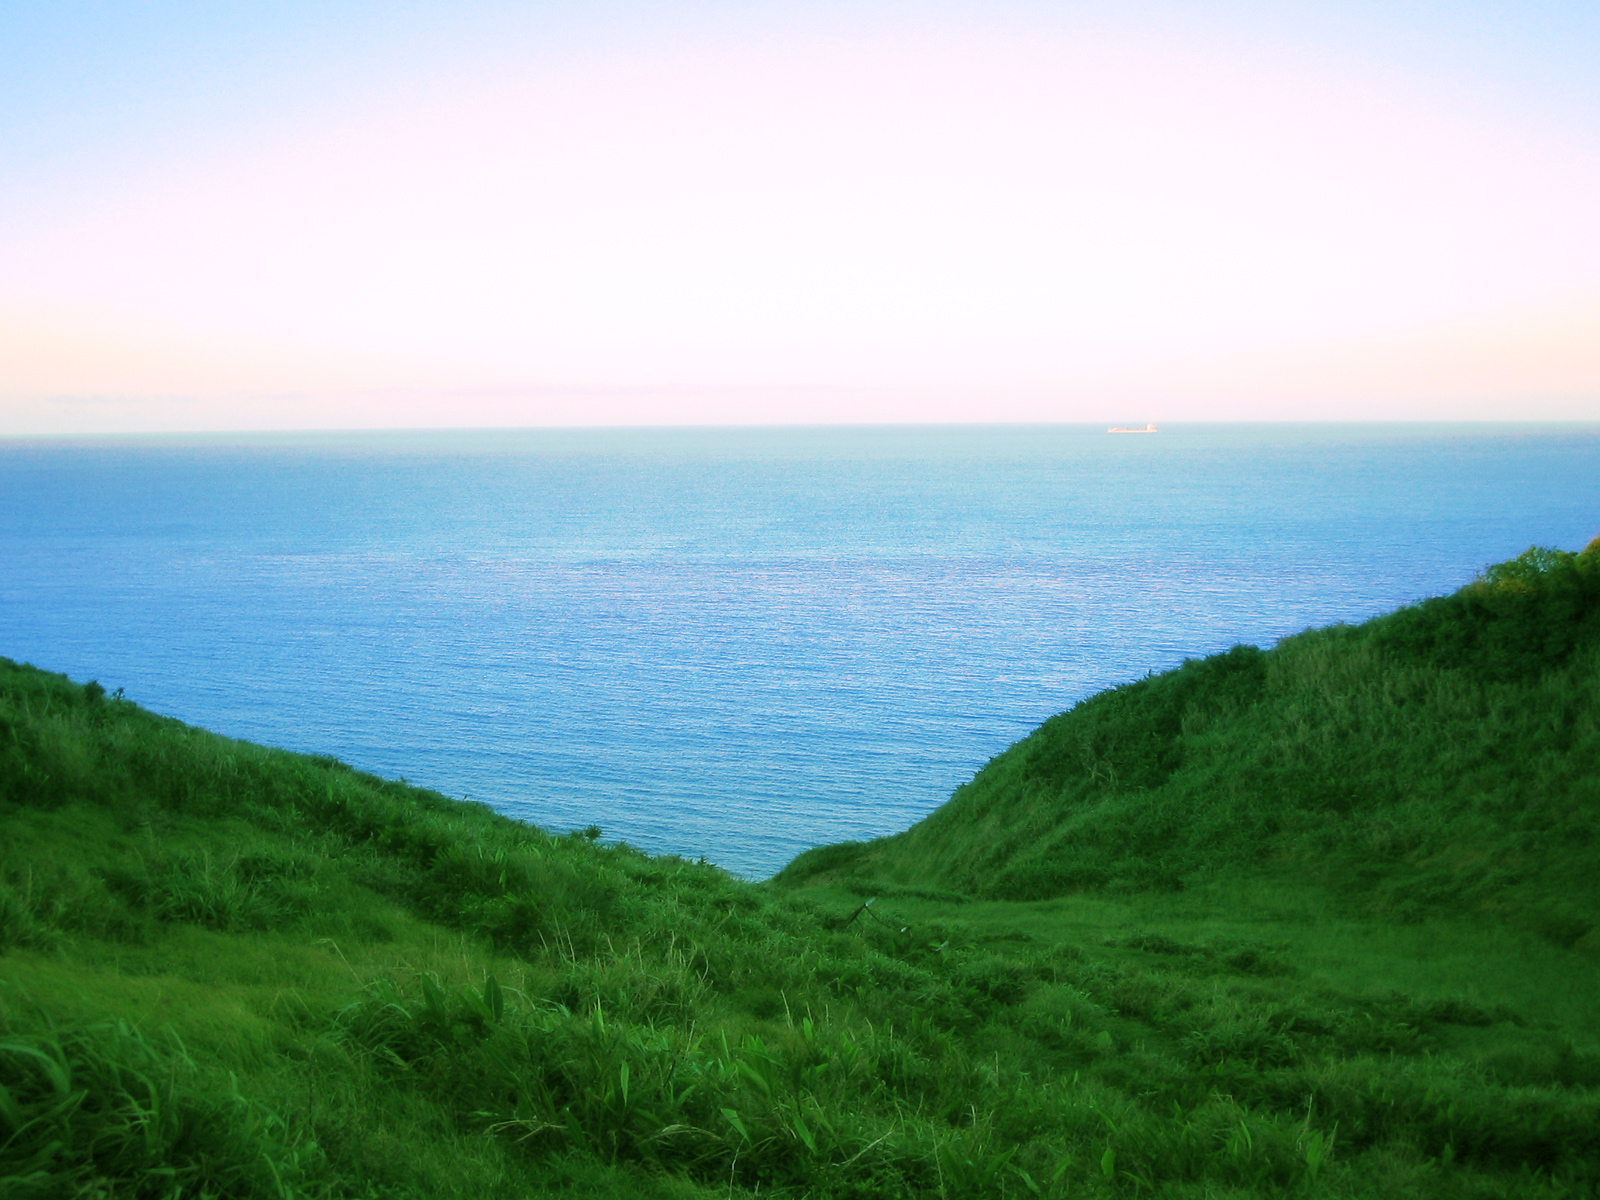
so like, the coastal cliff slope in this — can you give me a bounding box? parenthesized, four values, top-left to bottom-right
(780, 541, 1600, 945)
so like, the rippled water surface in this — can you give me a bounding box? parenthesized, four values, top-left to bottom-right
(4, 424, 1597, 876)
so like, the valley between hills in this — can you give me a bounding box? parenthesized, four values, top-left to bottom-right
(3, 541, 1598, 1198)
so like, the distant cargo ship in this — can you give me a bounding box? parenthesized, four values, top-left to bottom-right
(1107, 423, 1159, 434)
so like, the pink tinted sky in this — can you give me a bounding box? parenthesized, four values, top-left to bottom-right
(2, 3, 1598, 432)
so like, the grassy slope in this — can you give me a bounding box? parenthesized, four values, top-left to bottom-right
(780, 543, 1600, 950)
(2, 544, 1598, 1198)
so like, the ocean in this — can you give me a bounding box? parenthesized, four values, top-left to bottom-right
(2, 423, 1596, 877)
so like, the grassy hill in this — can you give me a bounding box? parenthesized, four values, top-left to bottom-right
(779, 542, 1600, 947)
(3, 542, 1599, 1198)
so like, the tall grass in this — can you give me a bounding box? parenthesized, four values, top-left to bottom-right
(0, 1020, 321, 1199)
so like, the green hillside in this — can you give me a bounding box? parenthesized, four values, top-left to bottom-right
(780, 541, 1600, 947)
(3, 541, 1600, 1198)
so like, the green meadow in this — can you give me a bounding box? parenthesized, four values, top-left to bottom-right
(3, 542, 1598, 1198)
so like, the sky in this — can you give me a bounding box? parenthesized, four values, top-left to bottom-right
(2, 1, 1598, 432)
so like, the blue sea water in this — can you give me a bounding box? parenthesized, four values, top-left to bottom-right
(2, 423, 1597, 877)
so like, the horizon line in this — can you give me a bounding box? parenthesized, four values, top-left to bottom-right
(5, 416, 1600, 442)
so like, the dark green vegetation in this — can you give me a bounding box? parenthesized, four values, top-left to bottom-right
(785, 543, 1600, 933)
(5, 542, 1600, 1198)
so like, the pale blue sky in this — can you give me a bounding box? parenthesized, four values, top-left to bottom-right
(6, 3, 1596, 161)
(3, 2, 1598, 430)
